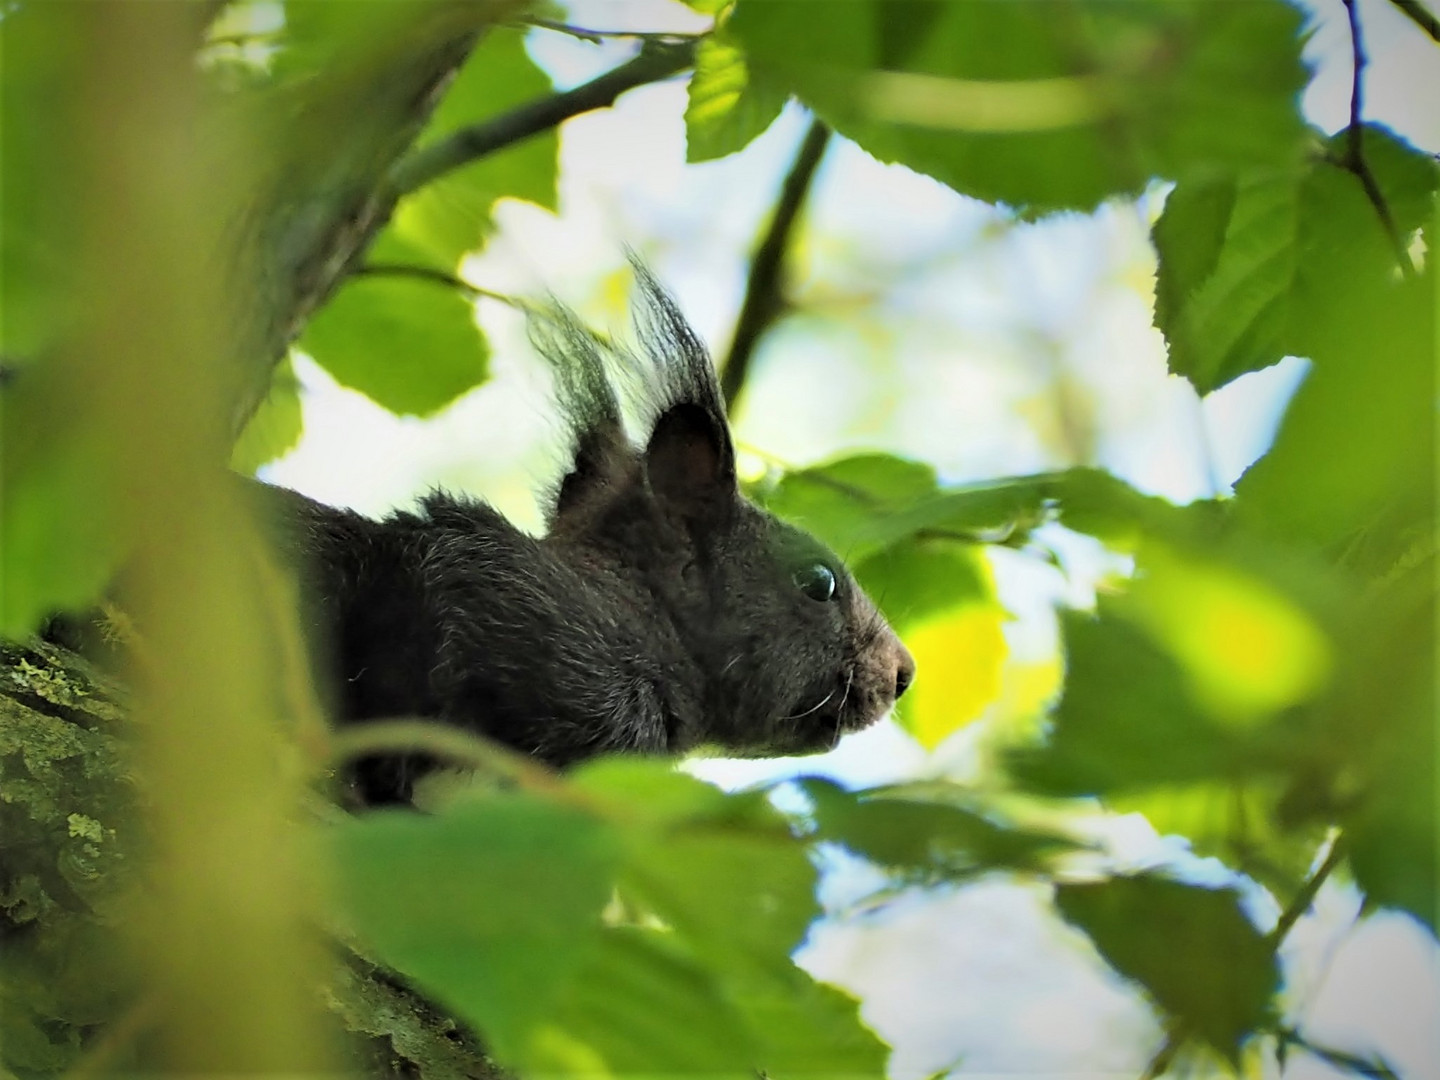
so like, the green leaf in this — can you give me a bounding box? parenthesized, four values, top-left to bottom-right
(381, 27, 557, 267)
(685, 32, 788, 163)
(534, 926, 757, 1078)
(1328, 559, 1435, 933)
(1056, 875, 1279, 1061)
(297, 274, 488, 416)
(2, 373, 132, 637)
(1232, 263, 1433, 563)
(758, 453, 1050, 563)
(230, 355, 304, 474)
(802, 777, 1074, 881)
(1154, 126, 1437, 393)
(331, 793, 620, 1064)
(730, 0, 1308, 214)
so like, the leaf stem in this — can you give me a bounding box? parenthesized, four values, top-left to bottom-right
(720, 117, 832, 413)
(1340, 0, 1417, 279)
(352, 262, 524, 308)
(387, 38, 698, 197)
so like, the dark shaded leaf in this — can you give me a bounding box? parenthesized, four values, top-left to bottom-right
(1057, 875, 1278, 1061)
(802, 777, 1075, 880)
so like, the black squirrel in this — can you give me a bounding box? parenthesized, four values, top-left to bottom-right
(275, 265, 915, 803)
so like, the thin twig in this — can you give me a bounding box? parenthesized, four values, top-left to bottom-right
(1138, 833, 1348, 1079)
(1275, 1026, 1400, 1079)
(1340, 0, 1417, 278)
(387, 38, 698, 197)
(523, 18, 704, 44)
(1387, 0, 1440, 42)
(352, 262, 525, 308)
(720, 118, 832, 413)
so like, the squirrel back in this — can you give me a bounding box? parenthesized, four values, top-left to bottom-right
(281, 265, 914, 802)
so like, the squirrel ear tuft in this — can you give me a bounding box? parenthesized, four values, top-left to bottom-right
(644, 402, 735, 514)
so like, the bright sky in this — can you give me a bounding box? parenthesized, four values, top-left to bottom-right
(263, 1, 1440, 1076)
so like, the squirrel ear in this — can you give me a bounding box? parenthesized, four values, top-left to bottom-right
(551, 426, 634, 526)
(644, 402, 735, 513)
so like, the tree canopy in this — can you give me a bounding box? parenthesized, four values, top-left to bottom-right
(0, 1, 1434, 1077)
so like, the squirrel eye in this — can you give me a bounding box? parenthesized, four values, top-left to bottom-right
(793, 563, 837, 603)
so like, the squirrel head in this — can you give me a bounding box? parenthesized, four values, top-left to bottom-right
(532, 262, 914, 757)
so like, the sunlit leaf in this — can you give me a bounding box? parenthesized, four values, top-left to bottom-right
(686, 32, 787, 162)
(297, 274, 488, 416)
(730, 0, 1308, 213)
(1124, 546, 1332, 724)
(230, 356, 304, 474)
(1057, 875, 1279, 1061)
(1233, 263, 1432, 565)
(381, 27, 557, 268)
(898, 599, 1008, 750)
(1154, 126, 1437, 393)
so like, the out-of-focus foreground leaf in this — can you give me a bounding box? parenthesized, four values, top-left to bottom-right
(334, 758, 886, 1078)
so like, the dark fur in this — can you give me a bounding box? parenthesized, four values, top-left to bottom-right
(276, 266, 914, 803)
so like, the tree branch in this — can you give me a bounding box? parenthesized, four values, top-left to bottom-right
(1386, 0, 1440, 43)
(1339, 0, 1417, 279)
(1139, 834, 1348, 1080)
(387, 37, 698, 197)
(720, 117, 832, 414)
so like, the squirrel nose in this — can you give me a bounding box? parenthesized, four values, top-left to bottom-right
(893, 642, 916, 700)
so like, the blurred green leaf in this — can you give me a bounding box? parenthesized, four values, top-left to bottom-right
(570, 759, 886, 1077)
(802, 777, 1075, 881)
(1057, 875, 1279, 1061)
(332, 793, 619, 1064)
(1154, 126, 1437, 393)
(2, 380, 132, 637)
(685, 32, 787, 163)
(1008, 608, 1254, 797)
(730, 0, 1308, 213)
(230, 356, 304, 474)
(600, 781, 820, 983)
(380, 27, 558, 268)
(534, 926, 758, 1078)
(1325, 558, 1435, 933)
(297, 274, 488, 416)
(1108, 783, 1321, 900)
